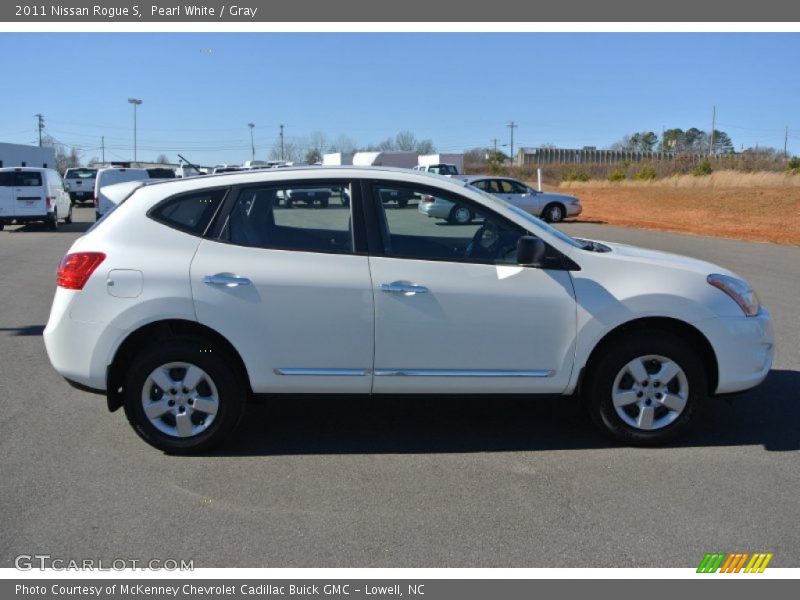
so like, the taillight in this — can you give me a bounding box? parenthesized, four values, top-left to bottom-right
(46, 197, 52, 208)
(423, 195, 435, 203)
(57, 252, 106, 290)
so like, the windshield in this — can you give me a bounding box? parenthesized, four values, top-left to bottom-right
(65, 169, 97, 179)
(467, 185, 584, 249)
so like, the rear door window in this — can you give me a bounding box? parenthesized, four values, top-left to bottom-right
(9, 172, 43, 186)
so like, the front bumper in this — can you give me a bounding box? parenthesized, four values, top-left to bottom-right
(695, 307, 775, 394)
(566, 203, 583, 217)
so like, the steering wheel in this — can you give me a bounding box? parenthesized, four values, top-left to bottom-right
(465, 223, 521, 262)
(464, 223, 500, 258)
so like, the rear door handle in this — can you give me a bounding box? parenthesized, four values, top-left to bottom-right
(203, 274, 252, 287)
(380, 282, 429, 295)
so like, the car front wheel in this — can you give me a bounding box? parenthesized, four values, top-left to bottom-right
(122, 339, 246, 453)
(448, 205, 473, 225)
(543, 203, 565, 223)
(583, 330, 706, 446)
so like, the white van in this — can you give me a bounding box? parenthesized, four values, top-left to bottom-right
(94, 167, 150, 221)
(0, 167, 72, 231)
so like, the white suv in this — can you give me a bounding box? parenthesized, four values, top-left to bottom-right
(44, 167, 774, 452)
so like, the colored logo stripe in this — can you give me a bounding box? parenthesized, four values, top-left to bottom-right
(697, 552, 773, 573)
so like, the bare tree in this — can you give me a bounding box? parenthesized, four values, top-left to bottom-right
(329, 134, 357, 153)
(42, 134, 81, 172)
(394, 131, 417, 151)
(154, 153, 170, 164)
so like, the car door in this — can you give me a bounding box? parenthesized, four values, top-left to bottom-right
(13, 170, 46, 218)
(50, 172, 70, 216)
(0, 171, 15, 219)
(499, 179, 544, 216)
(367, 180, 577, 395)
(190, 180, 375, 394)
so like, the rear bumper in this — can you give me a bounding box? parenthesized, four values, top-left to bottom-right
(43, 289, 119, 391)
(695, 308, 775, 394)
(68, 191, 93, 201)
(0, 212, 54, 224)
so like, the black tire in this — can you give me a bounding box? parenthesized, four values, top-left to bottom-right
(122, 338, 247, 453)
(397, 198, 409, 209)
(319, 197, 329, 208)
(48, 209, 58, 231)
(543, 203, 565, 223)
(582, 329, 706, 446)
(64, 206, 73, 225)
(448, 205, 473, 225)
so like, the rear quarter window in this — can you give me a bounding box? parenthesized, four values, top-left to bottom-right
(1, 171, 43, 186)
(148, 188, 227, 236)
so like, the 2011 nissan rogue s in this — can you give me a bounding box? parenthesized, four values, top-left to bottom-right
(44, 167, 774, 452)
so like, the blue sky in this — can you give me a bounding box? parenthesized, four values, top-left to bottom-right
(0, 33, 798, 165)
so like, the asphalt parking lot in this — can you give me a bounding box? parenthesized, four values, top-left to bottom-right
(1, 205, 798, 568)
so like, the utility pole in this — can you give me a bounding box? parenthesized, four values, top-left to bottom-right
(491, 138, 501, 153)
(101, 136, 105, 163)
(248, 123, 255, 162)
(785, 126, 789, 158)
(128, 98, 143, 165)
(279, 124, 285, 161)
(35, 113, 45, 147)
(507, 121, 517, 166)
(709, 105, 716, 157)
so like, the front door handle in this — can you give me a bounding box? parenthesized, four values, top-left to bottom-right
(203, 274, 252, 287)
(380, 282, 429, 295)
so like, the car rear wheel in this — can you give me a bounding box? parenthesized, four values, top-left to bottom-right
(543, 203, 565, 223)
(64, 206, 73, 225)
(48, 209, 58, 231)
(583, 329, 705, 445)
(122, 339, 246, 453)
(397, 198, 409, 209)
(448, 205, 473, 225)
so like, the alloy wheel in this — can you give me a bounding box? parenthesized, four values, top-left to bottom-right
(611, 354, 689, 431)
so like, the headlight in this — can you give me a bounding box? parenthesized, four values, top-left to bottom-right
(707, 274, 760, 316)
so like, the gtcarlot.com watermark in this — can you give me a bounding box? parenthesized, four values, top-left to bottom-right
(15, 554, 194, 571)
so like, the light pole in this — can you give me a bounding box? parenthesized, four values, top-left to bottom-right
(248, 123, 255, 162)
(128, 98, 142, 165)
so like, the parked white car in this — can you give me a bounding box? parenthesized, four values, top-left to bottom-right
(459, 175, 582, 223)
(0, 167, 72, 231)
(413, 163, 459, 176)
(94, 167, 151, 221)
(44, 167, 773, 452)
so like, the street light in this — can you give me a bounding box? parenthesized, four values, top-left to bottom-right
(248, 123, 255, 162)
(127, 98, 142, 165)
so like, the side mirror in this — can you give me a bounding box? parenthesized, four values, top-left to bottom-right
(517, 235, 546, 267)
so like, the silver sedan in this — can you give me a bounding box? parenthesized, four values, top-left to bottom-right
(461, 175, 582, 223)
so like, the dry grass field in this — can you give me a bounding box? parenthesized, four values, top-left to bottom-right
(554, 171, 800, 246)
